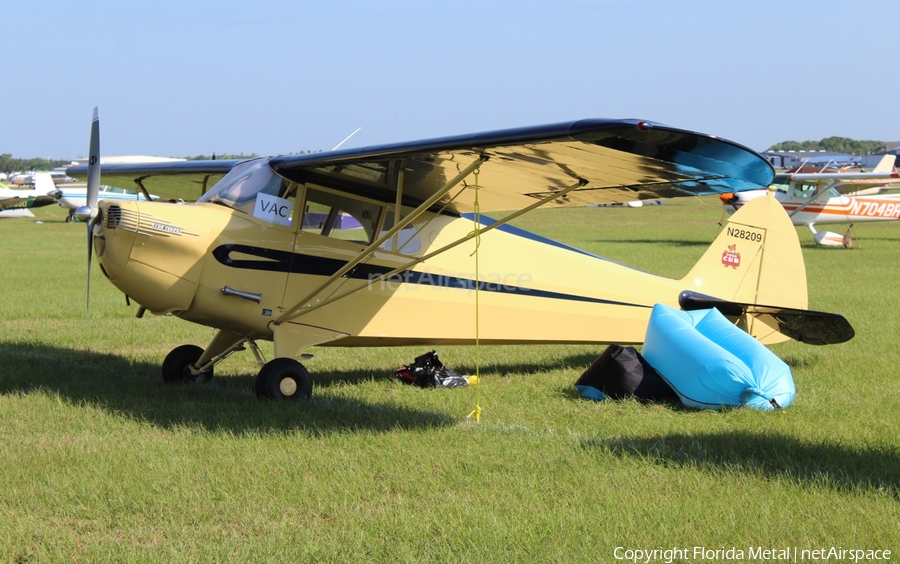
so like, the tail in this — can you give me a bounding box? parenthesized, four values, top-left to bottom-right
(873, 154, 895, 173)
(33, 172, 58, 196)
(681, 188, 815, 344)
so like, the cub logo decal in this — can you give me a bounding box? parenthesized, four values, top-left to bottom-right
(722, 244, 740, 268)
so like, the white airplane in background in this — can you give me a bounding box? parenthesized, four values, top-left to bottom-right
(721, 155, 900, 246)
(0, 172, 60, 218)
(56, 156, 187, 221)
(56, 184, 157, 222)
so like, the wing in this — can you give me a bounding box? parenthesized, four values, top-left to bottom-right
(66, 160, 242, 202)
(0, 191, 30, 210)
(788, 171, 900, 196)
(66, 119, 772, 211)
(268, 118, 774, 213)
(832, 177, 900, 195)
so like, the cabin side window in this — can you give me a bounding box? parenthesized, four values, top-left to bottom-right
(301, 188, 382, 244)
(793, 182, 818, 199)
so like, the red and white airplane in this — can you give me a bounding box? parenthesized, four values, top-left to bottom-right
(721, 156, 900, 246)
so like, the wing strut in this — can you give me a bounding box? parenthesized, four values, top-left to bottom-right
(134, 177, 153, 202)
(273, 156, 487, 325)
(276, 176, 588, 324)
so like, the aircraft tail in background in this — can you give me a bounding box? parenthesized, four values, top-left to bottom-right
(872, 154, 896, 173)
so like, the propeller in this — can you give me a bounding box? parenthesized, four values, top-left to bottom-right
(74, 107, 101, 321)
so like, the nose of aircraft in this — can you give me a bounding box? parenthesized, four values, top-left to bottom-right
(94, 200, 138, 282)
(719, 192, 737, 205)
(93, 199, 206, 314)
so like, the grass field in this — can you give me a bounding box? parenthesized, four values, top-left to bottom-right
(1, 199, 898, 562)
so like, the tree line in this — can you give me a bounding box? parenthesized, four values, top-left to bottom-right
(766, 136, 888, 155)
(1, 151, 318, 175)
(184, 153, 261, 161)
(185, 150, 317, 161)
(0, 154, 73, 174)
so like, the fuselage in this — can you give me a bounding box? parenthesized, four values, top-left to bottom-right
(93, 197, 691, 348)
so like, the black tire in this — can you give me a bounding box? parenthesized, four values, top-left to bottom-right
(65, 213, 76, 223)
(161, 344, 213, 384)
(255, 358, 312, 400)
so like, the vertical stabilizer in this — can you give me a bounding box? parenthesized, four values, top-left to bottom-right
(873, 154, 895, 173)
(33, 172, 56, 195)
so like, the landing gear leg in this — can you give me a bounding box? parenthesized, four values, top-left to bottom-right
(161, 330, 260, 385)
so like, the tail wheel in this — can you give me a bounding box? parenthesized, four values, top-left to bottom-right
(162, 344, 214, 384)
(256, 358, 312, 401)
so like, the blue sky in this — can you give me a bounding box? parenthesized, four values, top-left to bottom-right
(6, 0, 898, 160)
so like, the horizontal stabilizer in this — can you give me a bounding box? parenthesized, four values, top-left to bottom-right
(678, 291, 854, 346)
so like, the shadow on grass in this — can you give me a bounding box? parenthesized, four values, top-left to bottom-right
(450, 353, 599, 379)
(776, 353, 821, 370)
(0, 342, 458, 436)
(587, 431, 899, 497)
(0, 342, 601, 436)
(310, 352, 600, 388)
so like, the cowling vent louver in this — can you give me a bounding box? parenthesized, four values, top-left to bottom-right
(105, 206, 122, 229)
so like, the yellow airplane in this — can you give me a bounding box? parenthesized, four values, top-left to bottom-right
(68, 108, 853, 400)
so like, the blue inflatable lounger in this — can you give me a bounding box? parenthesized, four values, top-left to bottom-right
(641, 304, 795, 410)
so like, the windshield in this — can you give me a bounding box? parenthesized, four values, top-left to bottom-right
(771, 174, 790, 193)
(198, 158, 294, 212)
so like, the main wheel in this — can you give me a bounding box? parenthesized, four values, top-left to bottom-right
(255, 358, 312, 401)
(161, 344, 214, 384)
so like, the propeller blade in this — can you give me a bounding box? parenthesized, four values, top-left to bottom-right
(86, 221, 93, 322)
(84, 107, 101, 322)
(87, 107, 100, 218)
